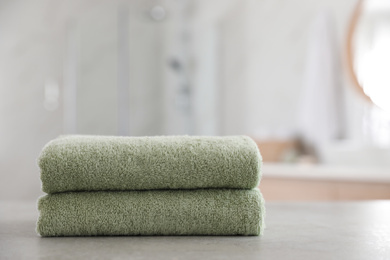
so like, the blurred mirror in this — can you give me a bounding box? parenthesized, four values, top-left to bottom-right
(348, 0, 390, 112)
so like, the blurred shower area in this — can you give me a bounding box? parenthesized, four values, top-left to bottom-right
(1, 0, 390, 200)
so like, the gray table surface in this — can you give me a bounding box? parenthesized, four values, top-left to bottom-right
(1, 200, 390, 260)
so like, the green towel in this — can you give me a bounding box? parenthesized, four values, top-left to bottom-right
(39, 135, 261, 193)
(37, 189, 265, 236)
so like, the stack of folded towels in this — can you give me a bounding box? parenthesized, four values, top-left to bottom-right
(36, 135, 265, 236)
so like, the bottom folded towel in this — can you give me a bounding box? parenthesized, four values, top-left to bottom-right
(37, 189, 265, 236)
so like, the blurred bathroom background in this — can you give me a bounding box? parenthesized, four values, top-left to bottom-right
(1, 0, 390, 201)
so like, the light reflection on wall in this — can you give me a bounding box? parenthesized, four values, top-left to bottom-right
(358, 25, 390, 113)
(354, 0, 390, 146)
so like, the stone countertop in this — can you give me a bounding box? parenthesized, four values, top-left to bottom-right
(1, 200, 390, 259)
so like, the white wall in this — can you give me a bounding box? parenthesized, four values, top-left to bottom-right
(0, 0, 365, 200)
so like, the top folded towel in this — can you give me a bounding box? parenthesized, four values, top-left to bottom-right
(38, 135, 262, 193)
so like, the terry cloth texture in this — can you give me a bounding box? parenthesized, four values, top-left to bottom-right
(39, 135, 262, 193)
(37, 189, 265, 236)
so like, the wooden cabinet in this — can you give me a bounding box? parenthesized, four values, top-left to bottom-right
(260, 177, 390, 200)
